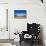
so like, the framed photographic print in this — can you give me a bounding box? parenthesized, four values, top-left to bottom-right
(14, 10, 27, 19)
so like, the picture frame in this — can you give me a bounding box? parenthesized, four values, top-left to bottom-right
(14, 10, 27, 19)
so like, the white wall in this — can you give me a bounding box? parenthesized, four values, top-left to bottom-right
(8, 0, 46, 46)
(0, 0, 8, 3)
(0, 0, 46, 46)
